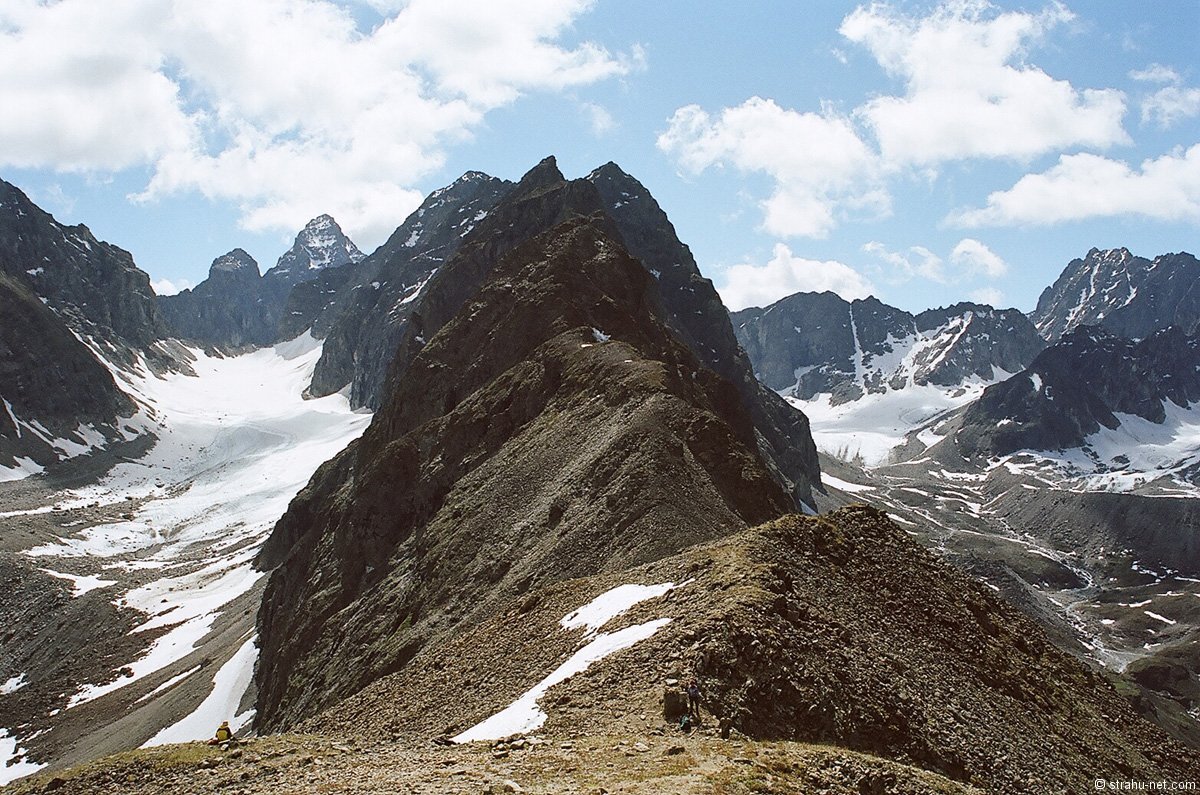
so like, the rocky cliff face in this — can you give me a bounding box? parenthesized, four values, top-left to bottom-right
(252, 162, 814, 730)
(733, 293, 1044, 403)
(0, 179, 167, 353)
(1032, 247, 1200, 342)
(301, 172, 513, 403)
(954, 325, 1200, 459)
(0, 273, 136, 473)
(158, 249, 278, 348)
(0, 180, 159, 473)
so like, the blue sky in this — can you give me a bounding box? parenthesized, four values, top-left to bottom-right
(1, 1, 1197, 314)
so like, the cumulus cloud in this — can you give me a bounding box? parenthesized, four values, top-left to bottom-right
(969, 286, 1006, 306)
(657, 97, 883, 238)
(718, 243, 875, 310)
(862, 241, 945, 283)
(950, 238, 1008, 279)
(581, 102, 616, 136)
(657, 2, 1138, 239)
(840, 1, 1128, 165)
(950, 145, 1200, 227)
(0, 0, 633, 247)
(152, 277, 194, 296)
(1141, 86, 1200, 128)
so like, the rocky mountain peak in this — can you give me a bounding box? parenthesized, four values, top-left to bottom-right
(0, 178, 167, 351)
(267, 215, 364, 283)
(1032, 247, 1199, 342)
(208, 248, 259, 277)
(254, 207, 795, 729)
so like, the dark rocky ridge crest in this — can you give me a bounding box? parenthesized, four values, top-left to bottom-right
(0, 178, 163, 468)
(586, 162, 819, 508)
(0, 178, 167, 354)
(253, 184, 800, 729)
(157, 248, 279, 347)
(299, 171, 513, 402)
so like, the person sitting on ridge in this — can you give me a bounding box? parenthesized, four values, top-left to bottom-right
(207, 720, 235, 746)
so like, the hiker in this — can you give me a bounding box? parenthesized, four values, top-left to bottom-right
(207, 720, 235, 746)
(686, 678, 702, 717)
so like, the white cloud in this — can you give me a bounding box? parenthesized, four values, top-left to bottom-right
(152, 277, 194, 296)
(1130, 64, 1180, 84)
(1128, 63, 1200, 128)
(862, 241, 945, 283)
(969, 286, 1005, 306)
(1142, 86, 1200, 128)
(718, 243, 875, 310)
(657, 97, 883, 238)
(581, 102, 616, 136)
(0, 0, 633, 248)
(950, 145, 1200, 227)
(950, 238, 1007, 278)
(840, 1, 1128, 165)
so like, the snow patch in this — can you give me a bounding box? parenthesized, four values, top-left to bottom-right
(142, 636, 258, 747)
(0, 674, 28, 695)
(560, 581, 684, 637)
(452, 619, 671, 743)
(0, 730, 44, 786)
(455, 579, 687, 743)
(820, 474, 875, 494)
(39, 568, 116, 596)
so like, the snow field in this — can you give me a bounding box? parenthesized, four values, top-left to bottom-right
(14, 334, 370, 738)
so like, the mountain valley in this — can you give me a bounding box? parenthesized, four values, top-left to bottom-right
(0, 159, 1197, 793)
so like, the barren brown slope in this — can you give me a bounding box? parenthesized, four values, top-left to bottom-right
(253, 212, 794, 730)
(312, 507, 1198, 793)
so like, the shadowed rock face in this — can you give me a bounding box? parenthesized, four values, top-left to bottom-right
(0, 179, 158, 469)
(954, 325, 1200, 458)
(300, 172, 514, 403)
(253, 195, 798, 730)
(587, 163, 819, 508)
(158, 249, 279, 348)
(0, 179, 166, 352)
(0, 274, 135, 468)
(732, 292, 1043, 402)
(1033, 247, 1200, 342)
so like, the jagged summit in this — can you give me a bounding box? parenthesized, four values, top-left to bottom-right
(255, 203, 795, 730)
(208, 248, 259, 276)
(266, 214, 364, 284)
(953, 323, 1200, 459)
(1032, 247, 1200, 342)
(0, 178, 164, 474)
(0, 177, 167, 349)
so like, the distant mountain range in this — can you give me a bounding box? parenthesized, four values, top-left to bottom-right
(157, 215, 365, 349)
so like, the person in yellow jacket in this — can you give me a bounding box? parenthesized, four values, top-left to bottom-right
(207, 720, 234, 746)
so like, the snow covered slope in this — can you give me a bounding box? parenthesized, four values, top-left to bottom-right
(733, 293, 1041, 466)
(0, 334, 370, 783)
